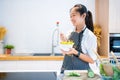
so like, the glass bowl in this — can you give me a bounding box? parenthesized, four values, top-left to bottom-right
(59, 41, 74, 51)
(101, 75, 113, 80)
(59, 44, 73, 51)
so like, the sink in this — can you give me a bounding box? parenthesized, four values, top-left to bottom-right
(32, 53, 63, 56)
(12, 53, 63, 56)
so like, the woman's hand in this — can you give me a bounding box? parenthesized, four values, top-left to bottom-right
(60, 33, 67, 41)
(61, 48, 78, 55)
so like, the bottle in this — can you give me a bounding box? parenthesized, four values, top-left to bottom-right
(0, 40, 4, 54)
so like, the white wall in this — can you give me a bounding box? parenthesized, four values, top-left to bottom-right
(109, 0, 120, 33)
(0, 0, 95, 53)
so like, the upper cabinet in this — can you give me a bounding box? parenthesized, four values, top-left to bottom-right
(109, 0, 120, 33)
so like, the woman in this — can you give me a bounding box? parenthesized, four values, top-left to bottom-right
(60, 4, 99, 74)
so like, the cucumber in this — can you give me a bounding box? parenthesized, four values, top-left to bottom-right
(88, 69, 95, 78)
(68, 72, 80, 77)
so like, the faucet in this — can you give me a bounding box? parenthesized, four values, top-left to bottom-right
(51, 22, 59, 56)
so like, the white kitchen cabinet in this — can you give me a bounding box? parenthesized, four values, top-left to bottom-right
(0, 61, 17, 71)
(109, 0, 120, 33)
(0, 60, 63, 75)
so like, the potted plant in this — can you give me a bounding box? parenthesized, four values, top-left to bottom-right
(4, 44, 14, 55)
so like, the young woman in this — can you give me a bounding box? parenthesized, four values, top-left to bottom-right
(60, 4, 99, 74)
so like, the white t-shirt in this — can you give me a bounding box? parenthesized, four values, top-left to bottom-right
(81, 27, 97, 60)
(81, 26, 100, 75)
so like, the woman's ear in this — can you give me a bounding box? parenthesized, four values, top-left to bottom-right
(82, 13, 86, 19)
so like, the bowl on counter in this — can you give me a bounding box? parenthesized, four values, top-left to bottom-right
(101, 75, 113, 80)
(100, 63, 120, 80)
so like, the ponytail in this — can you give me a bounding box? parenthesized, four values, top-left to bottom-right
(85, 10, 94, 32)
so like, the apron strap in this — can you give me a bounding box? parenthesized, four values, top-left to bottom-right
(76, 27, 86, 53)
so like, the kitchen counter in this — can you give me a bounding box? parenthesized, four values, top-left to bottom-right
(0, 54, 64, 61)
(0, 54, 63, 74)
(0, 54, 107, 61)
(0, 54, 108, 76)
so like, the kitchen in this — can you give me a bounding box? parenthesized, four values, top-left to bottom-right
(0, 0, 120, 80)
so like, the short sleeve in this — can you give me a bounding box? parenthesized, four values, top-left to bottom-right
(85, 35, 97, 61)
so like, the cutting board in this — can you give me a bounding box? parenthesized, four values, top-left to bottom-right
(63, 70, 101, 80)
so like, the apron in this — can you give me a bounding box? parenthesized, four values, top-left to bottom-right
(61, 28, 90, 73)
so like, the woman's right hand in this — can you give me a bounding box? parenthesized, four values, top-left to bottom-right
(61, 48, 78, 56)
(60, 33, 67, 41)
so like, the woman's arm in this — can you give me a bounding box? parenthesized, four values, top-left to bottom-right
(78, 53, 94, 64)
(71, 48, 94, 64)
(61, 48, 94, 64)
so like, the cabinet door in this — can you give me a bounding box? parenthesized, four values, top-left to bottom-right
(0, 60, 63, 75)
(109, 0, 120, 33)
(16, 61, 62, 71)
(0, 61, 17, 72)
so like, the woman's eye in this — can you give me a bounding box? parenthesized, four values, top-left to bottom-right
(70, 13, 77, 18)
(72, 15, 75, 16)
(70, 15, 75, 18)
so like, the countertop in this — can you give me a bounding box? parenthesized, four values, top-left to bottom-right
(0, 54, 107, 61)
(0, 54, 64, 61)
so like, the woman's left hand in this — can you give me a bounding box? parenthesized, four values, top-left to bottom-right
(61, 48, 78, 55)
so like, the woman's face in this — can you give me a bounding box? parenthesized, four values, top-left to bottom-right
(70, 7, 85, 27)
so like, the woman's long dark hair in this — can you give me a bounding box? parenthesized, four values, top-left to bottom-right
(71, 4, 94, 32)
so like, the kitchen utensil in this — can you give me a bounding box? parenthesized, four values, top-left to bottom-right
(0, 27, 6, 54)
(60, 41, 74, 51)
(110, 51, 119, 64)
(110, 51, 120, 70)
(102, 63, 114, 76)
(93, 50, 114, 76)
(0, 27, 6, 40)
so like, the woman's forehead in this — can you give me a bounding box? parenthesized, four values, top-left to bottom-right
(70, 7, 79, 14)
(70, 10, 79, 15)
